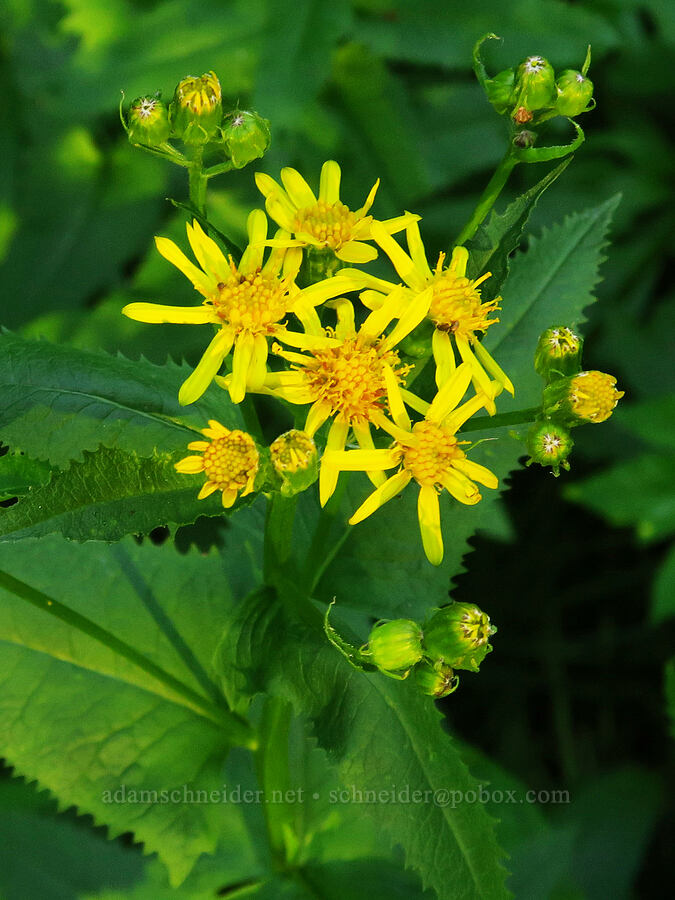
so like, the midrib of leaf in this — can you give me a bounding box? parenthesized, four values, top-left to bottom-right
(490, 202, 612, 351)
(4, 382, 203, 441)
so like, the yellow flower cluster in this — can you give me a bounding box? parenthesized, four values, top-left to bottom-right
(124, 161, 517, 564)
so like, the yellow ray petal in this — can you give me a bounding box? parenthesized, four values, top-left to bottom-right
(405, 219, 433, 281)
(175, 456, 206, 474)
(349, 470, 412, 525)
(187, 441, 209, 451)
(239, 209, 268, 274)
(282, 246, 303, 280)
(427, 363, 472, 423)
(370, 221, 419, 288)
(154, 236, 214, 295)
(229, 331, 255, 404)
(352, 423, 387, 487)
(122, 302, 218, 325)
(335, 241, 378, 264)
(453, 458, 498, 490)
(417, 484, 443, 565)
(255, 171, 282, 199)
(371, 411, 417, 445)
(355, 179, 380, 217)
(305, 400, 331, 437)
(319, 160, 341, 204)
(294, 275, 360, 308)
(472, 339, 515, 395)
(360, 289, 386, 311)
(186, 220, 230, 282)
(383, 362, 411, 431)
(381, 211, 421, 235)
(448, 246, 469, 277)
(198, 480, 219, 499)
(441, 469, 482, 506)
(442, 392, 492, 433)
(455, 336, 497, 408)
(222, 489, 238, 508)
(324, 447, 401, 472)
(247, 333, 269, 389)
(400, 388, 430, 416)
(380, 285, 433, 351)
(178, 328, 234, 406)
(361, 288, 406, 340)
(275, 327, 341, 350)
(325, 298, 356, 339)
(204, 419, 229, 437)
(265, 195, 296, 232)
(319, 419, 349, 505)
(432, 328, 456, 388)
(280, 167, 317, 208)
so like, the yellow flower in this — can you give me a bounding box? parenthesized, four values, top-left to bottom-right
(322, 364, 498, 565)
(122, 211, 320, 405)
(569, 371, 624, 423)
(238, 291, 428, 505)
(340, 219, 514, 414)
(255, 160, 416, 264)
(175, 420, 259, 508)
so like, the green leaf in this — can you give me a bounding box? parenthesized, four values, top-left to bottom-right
(0, 331, 245, 469)
(0, 450, 52, 499)
(0, 532, 262, 886)
(0, 776, 145, 900)
(217, 591, 511, 900)
(485, 195, 621, 409)
(465, 159, 572, 300)
(616, 393, 675, 452)
(0, 447, 236, 542)
(564, 453, 675, 543)
(666, 659, 675, 741)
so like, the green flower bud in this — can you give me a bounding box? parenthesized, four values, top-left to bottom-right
(542, 371, 624, 425)
(170, 71, 222, 144)
(555, 70, 594, 117)
(484, 68, 516, 114)
(423, 602, 496, 673)
(269, 430, 318, 497)
(526, 421, 573, 476)
(415, 661, 459, 699)
(127, 96, 170, 146)
(221, 110, 271, 169)
(515, 55, 556, 111)
(534, 326, 584, 381)
(367, 619, 424, 673)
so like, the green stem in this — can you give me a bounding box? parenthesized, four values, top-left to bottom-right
(303, 474, 351, 595)
(204, 160, 235, 179)
(454, 149, 518, 246)
(188, 146, 208, 215)
(256, 696, 295, 866)
(0, 569, 256, 748)
(458, 406, 539, 434)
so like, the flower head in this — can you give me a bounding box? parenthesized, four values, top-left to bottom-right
(244, 293, 423, 504)
(323, 363, 498, 565)
(255, 161, 415, 265)
(568, 371, 624, 423)
(175, 419, 259, 507)
(170, 71, 222, 143)
(340, 219, 514, 413)
(123, 211, 310, 405)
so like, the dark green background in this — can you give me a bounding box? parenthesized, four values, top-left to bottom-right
(0, 0, 673, 897)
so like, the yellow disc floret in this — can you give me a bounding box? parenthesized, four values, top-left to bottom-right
(429, 252, 501, 340)
(175, 420, 259, 508)
(399, 421, 470, 489)
(293, 200, 361, 251)
(214, 265, 291, 335)
(570, 371, 624, 423)
(300, 337, 411, 426)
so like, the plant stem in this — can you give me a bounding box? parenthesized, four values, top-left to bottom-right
(188, 146, 208, 215)
(458, 406, 539, 434)
(454, 149, 518, 246)
(0, 569, 256, 748)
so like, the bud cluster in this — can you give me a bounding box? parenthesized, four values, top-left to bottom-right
(482, 47, 595, 126)
(527, 325, 624, 475)
(122, 70, 270, 170)
(364, 602, 497, 698)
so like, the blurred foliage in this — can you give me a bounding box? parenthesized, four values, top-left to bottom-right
(0, 0, 673, 897)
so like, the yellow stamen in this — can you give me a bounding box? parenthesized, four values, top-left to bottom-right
(429, 253, 500, 340)
(293, 199, 363, 250)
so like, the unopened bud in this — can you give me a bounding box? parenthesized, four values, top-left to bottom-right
(555, 70, 594, 117)
(515, 55, 556, 111)
(534, 326, 584, 380)
(423, 602, 496, 673)
(269, 429, 318, 497)
(484, 68, 516, 114)
(415, 661, 459, 699)
(170, 71, 222, 144)
(526, 421, 573, 476)
(127, 96, 170, 146)
(367, 619, 424, 673)
(222, 110, 271, 169)
(543, 371, 624, 425)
